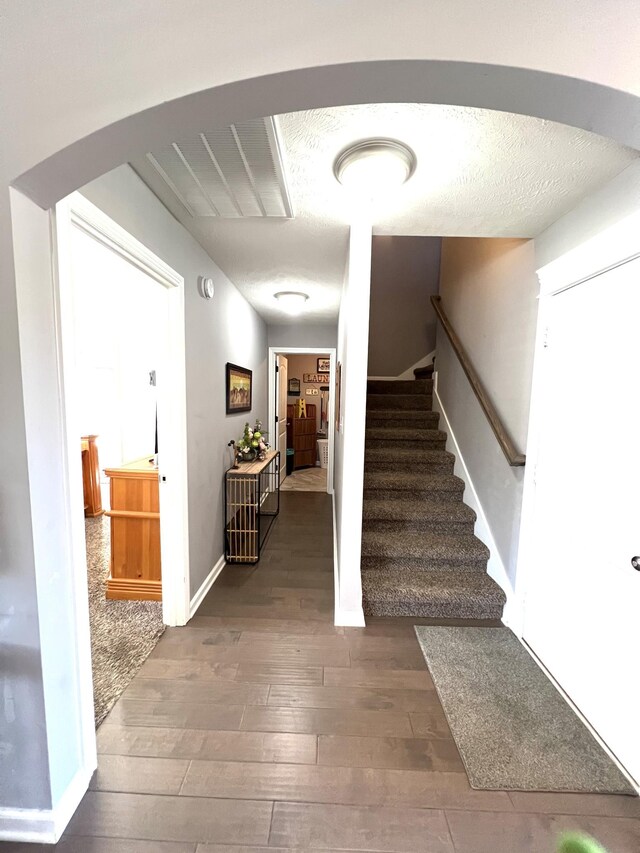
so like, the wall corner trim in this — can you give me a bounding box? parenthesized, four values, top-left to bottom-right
(0, 763, 93, 844)
(433, 380, 523, 635)
(189, 553, 226, 620)
(332, 495, 364, 627)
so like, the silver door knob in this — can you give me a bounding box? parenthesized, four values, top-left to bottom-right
(631, 556, 640, 571)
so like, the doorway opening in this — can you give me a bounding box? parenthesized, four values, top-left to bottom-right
(268, 347, 336, 495)
(54, 193, 190, 732)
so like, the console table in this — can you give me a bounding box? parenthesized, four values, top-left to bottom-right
(104, 457, 161, 600)
(225, 450, 280, 564)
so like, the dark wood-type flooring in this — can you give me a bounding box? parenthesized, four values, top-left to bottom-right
(6, 492, 639, 852)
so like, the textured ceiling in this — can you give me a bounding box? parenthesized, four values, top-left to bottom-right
(131, 104, 638, 324)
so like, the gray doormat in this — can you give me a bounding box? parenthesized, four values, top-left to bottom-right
(414, 626, 635, 794)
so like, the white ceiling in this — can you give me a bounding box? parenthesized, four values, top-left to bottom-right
(131, 103, 638, 324)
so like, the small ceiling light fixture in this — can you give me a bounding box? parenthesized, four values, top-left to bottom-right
(333, 138, 417, 193)
(274, 291, 309, 316)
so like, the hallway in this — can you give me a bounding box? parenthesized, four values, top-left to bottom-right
(7, 492, 640, 852)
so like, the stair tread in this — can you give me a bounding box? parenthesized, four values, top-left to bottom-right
(367, 379, 433, 394)
(366, 428, 446, 441)
(362, 570, 507, 612)
(361, 530, 489, 562)
(367, 394, 432, 410)
(362, 498, 476, 523)
(366, 409, 439, 420)
(363, 568, 506, 597)
(364, 471, 465, 491)
(364, 447, 453, 461)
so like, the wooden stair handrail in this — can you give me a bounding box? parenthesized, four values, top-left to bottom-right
(431, 295, 526, 467)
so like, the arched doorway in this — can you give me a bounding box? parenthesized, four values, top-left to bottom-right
(5, 41, 640, 840)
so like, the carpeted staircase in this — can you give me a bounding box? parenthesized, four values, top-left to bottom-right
(361, 367, 507, 619)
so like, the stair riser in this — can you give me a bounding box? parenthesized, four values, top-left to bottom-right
(366, 414, 440, 429)
(367, 380, 433, 395)
(362, 518, 474, 535)
(361, 556, 487, 572)
(367, 396, 433, 411)
(363, 487, 464, 503)
(367, 438, 446, 451)
(364, 459, 454, 474)
(363, 599, 505, 620)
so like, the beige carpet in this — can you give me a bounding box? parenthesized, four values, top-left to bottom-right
(86, 516, 164, 726)
(281, 467, 327, 492)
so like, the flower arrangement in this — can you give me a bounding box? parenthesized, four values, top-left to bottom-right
(235, 419, 269, 462)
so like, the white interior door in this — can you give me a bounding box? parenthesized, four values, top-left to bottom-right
(277, 355, 288, 484)
(523, 257, 640, 783)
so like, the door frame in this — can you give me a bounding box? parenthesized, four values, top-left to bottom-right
(517, 207, 640, 623)
(55, 192, 191, 628)
(515, 209, 640, 787)
(268, 346, 336, 494)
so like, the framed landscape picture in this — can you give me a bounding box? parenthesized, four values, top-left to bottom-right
(226, 363, 252, 414)
(317, 357, 330, 373)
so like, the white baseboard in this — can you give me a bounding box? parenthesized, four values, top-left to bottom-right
(334, 607, 366, 627)
(189, 553, 226, 620)
(0, 762, 93, 844)
(368, 350, 435, 381)
(332, 494, 340, 622)
(433, 379, 522, 633)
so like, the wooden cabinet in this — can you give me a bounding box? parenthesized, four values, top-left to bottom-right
(287, 403, 318, 469)
(104, 457, 161, 601)
(81, 434, 103, 517)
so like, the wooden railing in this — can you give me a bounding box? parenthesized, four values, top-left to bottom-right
(431, 295, 526, 467)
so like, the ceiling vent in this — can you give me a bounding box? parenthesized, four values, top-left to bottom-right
(145, 117, 293, 218)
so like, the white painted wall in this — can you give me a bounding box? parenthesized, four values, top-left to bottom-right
(435, 238, 538, 592)
(333, 222, 372, 626)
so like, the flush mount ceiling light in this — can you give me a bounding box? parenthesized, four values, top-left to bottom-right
(274, 291, 309, 316)
(333, 138, 417, 193)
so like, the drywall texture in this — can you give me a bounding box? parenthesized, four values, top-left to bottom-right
(535, 160, 640, 268)
(368, 236, 441, 376)
(131, 104, 636, 327)
(268, 324, 337, 350)
(285, 354, 331, 433)
(81, 165, 267, 599)
(436, 238, 538, 586)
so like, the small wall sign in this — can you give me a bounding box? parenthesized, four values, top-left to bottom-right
(303, 373, 327, 384)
